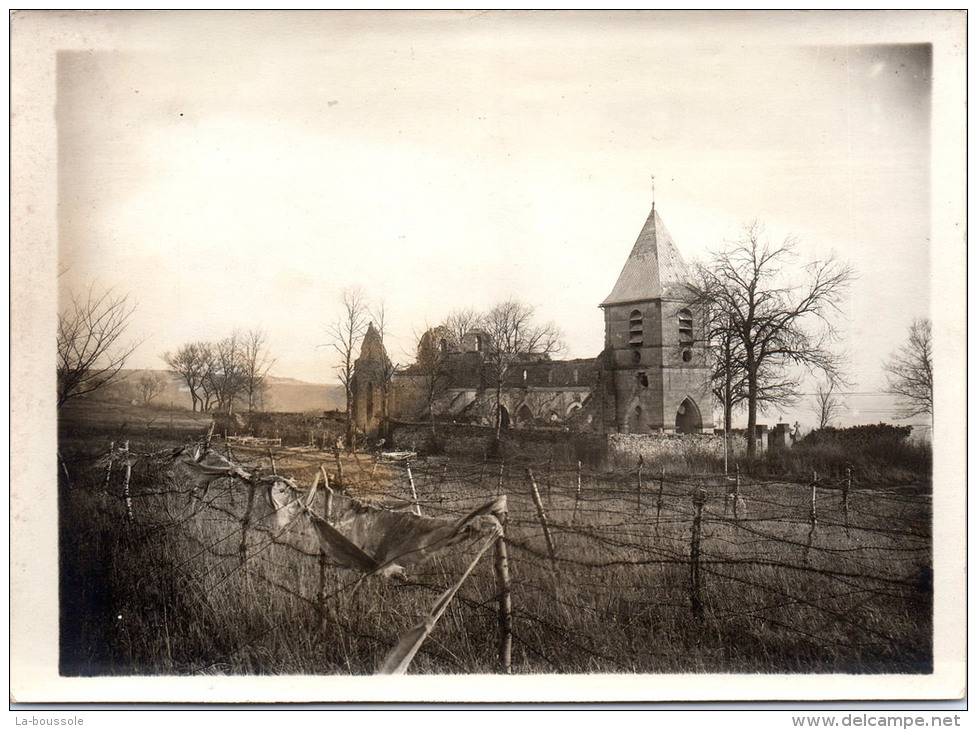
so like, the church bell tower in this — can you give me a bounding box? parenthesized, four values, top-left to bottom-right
(598, 202, 713, 434)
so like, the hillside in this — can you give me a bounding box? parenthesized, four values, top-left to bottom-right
(90, 369, 346, 413)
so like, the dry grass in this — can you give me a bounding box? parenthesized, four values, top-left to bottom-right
(58, 406, 932, 677)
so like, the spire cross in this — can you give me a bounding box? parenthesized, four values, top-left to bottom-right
(651, 174, 656, 211)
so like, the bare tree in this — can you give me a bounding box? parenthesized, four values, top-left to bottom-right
(197, 343, 218, 411)
(239, 329, 275, 414)
(138, 372, 166, 406)
(209, 334, 247, 413)
(883, 318, 933, 420)
(163, 341, 210, 412)
(57, 285, 139, 408)
(444, 307, 483, 347)
(325, 287, 371, 447)
(480, 299, 564, 440)
(699, 300, 748, 433)
(812, 377, 844, 430)
(691, 222, 853, 458)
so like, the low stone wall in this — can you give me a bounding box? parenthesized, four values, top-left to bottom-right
(608, 432, 747, 469)
(390, 422, 607, 467)
(391, 421, 750, 470)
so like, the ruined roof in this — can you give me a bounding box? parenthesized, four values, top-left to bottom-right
(601, 207, 691, 306)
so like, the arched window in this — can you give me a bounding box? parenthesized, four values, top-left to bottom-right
(678, 309, 694, 346)
(474, 334, 484, 352)
(439, 338, 448, 354)
(629, 310, 643, 347)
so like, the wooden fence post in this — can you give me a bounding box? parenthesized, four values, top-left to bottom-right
(690, 489, 705, 620)
(239, 479, 256, 566)
(494, 522, 513, 674)
(104, 441, 115, 493)
(317, 465, 334, 619)
(805, 473, 818, 559)
(572, 460, 582, 525)
(810, 477, 818, 528)
(636, 457, 643, 510)
(440, 462, 449, 506)
(733, 464, 740, 521)
(122, 441, 133, 522)
(333, 446, 345, 489)
(527, 468, 556, 561)
(656, 466, 665, 525)
(843, 465, 852, 534)
(406, 459, 422, 516)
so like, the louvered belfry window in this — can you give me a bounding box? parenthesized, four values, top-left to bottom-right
(629, 310, 643, 347)
(678, 309, 694, 346)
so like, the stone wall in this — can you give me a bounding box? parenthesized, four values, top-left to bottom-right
(607, 431, 747, 470)
(389, 421, 607, 467)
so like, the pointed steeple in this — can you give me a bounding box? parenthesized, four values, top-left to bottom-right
(600, 207, 691, 307)
(357, 322, 388, 362)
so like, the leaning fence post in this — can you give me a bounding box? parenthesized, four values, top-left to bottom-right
(405, 459, 422, 516)
(527, 468, 556, 561)
(122, 441, 133, 522)
(494, 518, 513, 674)
(690, 489, 705, 620)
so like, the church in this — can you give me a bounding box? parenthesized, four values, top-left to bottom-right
(351, 200, 714, 438)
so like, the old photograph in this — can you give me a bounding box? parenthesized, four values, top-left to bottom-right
(10, 10, 966, 705)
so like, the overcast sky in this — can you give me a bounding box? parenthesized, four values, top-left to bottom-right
(52, 11, 957, 426)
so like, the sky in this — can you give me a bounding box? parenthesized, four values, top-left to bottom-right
(51, 10, 958, 428)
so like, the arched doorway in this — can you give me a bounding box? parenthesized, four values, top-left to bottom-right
(516, 403, 533, 425)
(675, 397, 702, 434)
(497, 405, 510, 430)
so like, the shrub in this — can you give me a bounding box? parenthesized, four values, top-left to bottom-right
(754, 423, 931, 486)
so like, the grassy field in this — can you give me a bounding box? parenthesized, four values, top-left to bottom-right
(58, 404, 932, 676)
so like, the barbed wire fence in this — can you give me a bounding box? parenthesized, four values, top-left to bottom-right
(73, 436, 932, 676)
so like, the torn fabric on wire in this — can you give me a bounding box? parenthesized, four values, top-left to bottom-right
(309, 494, 507, 578)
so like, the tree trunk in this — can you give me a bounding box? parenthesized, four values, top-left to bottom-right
(723, 380, 733, 433)
(746, 368, 758, 459)
(494, 383, 504, 442)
